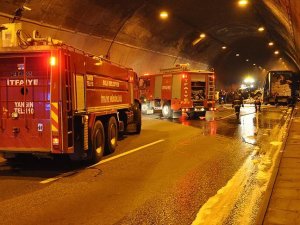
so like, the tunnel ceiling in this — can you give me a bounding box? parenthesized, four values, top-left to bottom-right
(0, 0, 299, 87)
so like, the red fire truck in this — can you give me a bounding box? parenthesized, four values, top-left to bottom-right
(139, 64, 216, 119)
(0, 24, 141, 163)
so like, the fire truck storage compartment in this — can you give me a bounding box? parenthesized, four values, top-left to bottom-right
(0, 52, 52, 152)
(191, 75, 206, 106)
(172, 74, 181, 99)
(74, 74, 85, 111)
(154, 76, 162, 99)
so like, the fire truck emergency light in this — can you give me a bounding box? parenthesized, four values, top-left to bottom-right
(50, 56, 56, 66)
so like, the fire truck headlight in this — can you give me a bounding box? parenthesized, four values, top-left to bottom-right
(11, 112, 19, 119)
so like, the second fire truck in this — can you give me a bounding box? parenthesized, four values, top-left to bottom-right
(139, 64, 216, 119)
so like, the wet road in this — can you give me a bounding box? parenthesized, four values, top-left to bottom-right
(0, 104, 292, 225)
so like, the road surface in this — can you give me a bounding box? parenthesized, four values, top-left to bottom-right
(0, 104, 292, 225)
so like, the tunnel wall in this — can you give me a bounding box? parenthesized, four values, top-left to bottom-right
(0, 15, 208, 76)
(291, 0, 300, 67)
(263, 0, 300, 69)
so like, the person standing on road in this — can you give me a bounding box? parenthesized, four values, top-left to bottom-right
(232, 91, 244, 122)
(254, 95, 261, 112)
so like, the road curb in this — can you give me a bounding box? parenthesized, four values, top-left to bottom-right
(255, 106, 296, 225)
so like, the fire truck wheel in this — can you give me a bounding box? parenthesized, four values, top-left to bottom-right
(162, 103, 172, 118)
(105, 116, 118, 154)
(89, 120, 105, 163)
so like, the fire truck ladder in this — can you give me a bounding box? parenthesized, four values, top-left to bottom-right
(65, 54, 73, 149)
(207, 73, 215, 100)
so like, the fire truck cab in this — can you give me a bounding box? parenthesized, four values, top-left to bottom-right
(0, 23, 141, 163)
(139, 64, 216, 119)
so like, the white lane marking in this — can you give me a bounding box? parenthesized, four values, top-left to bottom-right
(40, 177, 60, 184)
(40, 139, 165, 184)
(88, 139, 165, 168)
(216, 113, 236, 120)
(217, 111, 257, 121)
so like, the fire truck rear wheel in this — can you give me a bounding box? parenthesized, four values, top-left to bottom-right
(105, 116, 118, 154)
(89, 120, 105, 163)
(162, 103, 172, 118)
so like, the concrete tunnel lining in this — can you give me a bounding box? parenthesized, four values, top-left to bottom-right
(0, 0, 299, 88)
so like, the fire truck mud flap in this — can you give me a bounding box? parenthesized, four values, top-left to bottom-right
(126, 101, 142, 134)
(132, 101, 142, 134)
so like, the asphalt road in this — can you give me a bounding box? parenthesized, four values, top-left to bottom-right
(0, 104, 291, 225)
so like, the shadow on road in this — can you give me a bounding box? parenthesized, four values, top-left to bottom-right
(0, 156, 88, 179)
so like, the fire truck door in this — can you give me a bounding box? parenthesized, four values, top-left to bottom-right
(0, 53, 52, 151)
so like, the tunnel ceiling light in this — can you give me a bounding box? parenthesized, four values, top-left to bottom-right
(222, 46, 227, 50)
(23, 5, 32, 11)
(236, 53, 240, 57)
(238, 0, 249, 7)
(246, 59, 249, 62)
(258, 26, 265, 32)
(192, 33, 206, 46)
(274, 50, 280, 55)
(253, 63, 256, 66)
(159, 11, 169, 19)
(268, 41, 274, 46)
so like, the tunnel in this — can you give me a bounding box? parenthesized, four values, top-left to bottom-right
(0, 0, 299, 88)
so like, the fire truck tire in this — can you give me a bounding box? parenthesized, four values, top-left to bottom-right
(162, 103, 172, 118)
(89, 120, 105, 163)
(105, 116, 118, 154)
